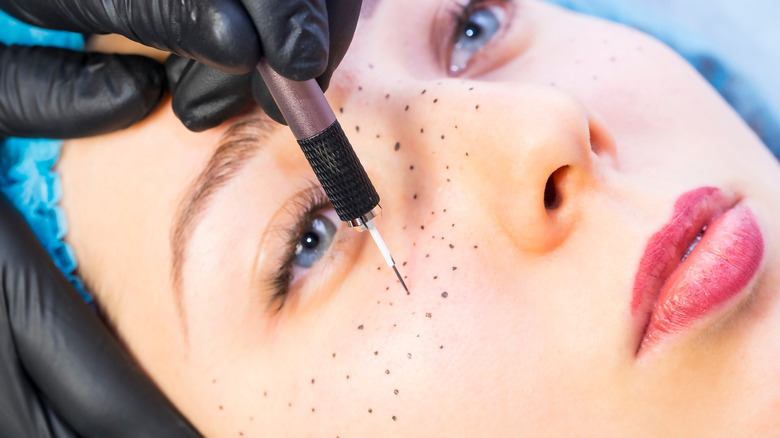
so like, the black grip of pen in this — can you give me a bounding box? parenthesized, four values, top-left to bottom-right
(298, 120, 380, 221)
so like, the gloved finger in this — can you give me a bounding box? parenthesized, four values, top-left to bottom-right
(0, 195, 202, 437)
(315, 0, 363, 91)
(0, 44, 164, 139)
(0, 0, 259, 73)
(166, 55, 254, 132)
(243, 0, 330, 80)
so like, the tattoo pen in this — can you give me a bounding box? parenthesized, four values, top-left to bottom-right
(256, 60, 408, 292)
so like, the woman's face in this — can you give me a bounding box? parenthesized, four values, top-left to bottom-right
(60, 0, 780, 436)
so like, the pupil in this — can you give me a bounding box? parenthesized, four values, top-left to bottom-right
(302, 232, 319, 249)
(465, 22, 481, 38)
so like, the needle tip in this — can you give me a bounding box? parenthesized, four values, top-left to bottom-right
(392, 265, 409, 293)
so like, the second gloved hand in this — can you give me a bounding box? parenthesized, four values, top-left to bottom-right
(0, 0, 363, 130)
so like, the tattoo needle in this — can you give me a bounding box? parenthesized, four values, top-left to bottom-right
(255, 60, 408, 292)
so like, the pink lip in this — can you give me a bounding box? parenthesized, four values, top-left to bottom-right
(631, 187, 764, 354)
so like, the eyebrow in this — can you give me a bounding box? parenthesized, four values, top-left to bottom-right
(170, 114, 275, 329)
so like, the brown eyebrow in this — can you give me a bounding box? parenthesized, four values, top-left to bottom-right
(170, 114, 276, 333)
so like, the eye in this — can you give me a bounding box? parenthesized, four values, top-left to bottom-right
(449, 3, 507, 75)
(293, 213, 338, 267)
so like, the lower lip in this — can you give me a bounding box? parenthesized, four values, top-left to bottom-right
(639, 204, 764, 352)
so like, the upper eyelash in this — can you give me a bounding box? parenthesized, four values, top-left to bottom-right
(267, 185, 332, 311)
(449, 0, 489, 26)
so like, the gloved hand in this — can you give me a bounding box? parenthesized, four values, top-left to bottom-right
(0, 0, 363, 130)
(0, 194, 202, 437)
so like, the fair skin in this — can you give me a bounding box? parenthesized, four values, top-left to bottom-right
(59, 0, 780, 436)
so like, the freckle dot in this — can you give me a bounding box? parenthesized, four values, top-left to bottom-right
(212, 379, 217, 384)
(420, 128, 424, 133)
(263, 391, 267, 397)
(386, 94, 390, 99)
(312, 408, 316, 413)
(413, 194, 418, 200)
(376, 134, 381, 138)
(433, 276, 438, 279)
(240, 433, 243, 436)
(356, 126, 360, 132)
(219, 406, 223, 410)
(452, 223, 455, 227)
(425, 254, 430, 258)
(394, 142, 400, 151)
(442, 291, 448, 298)
(475, 105, 479, 110)
(333, 353, 336, 358)
(455, 125, 459, 129)
(433, 98, 438, 103)
(441, 135, 445, 139)
(410, 165, 414, 170)
(347, 375, 350, 379)
(311, 378, 315, 384)
(339, 107, 344, 113)
(403, 261, 407, 266)
(358, 86, 363, 91)
(420, 225, 425, 230)
(440, 345, 444, 349)
(289, 402, 292, 407)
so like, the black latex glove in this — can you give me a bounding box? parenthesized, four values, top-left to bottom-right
(0, 43, 165, 138)
(0, 193, 202, 437)
(0, 0, 362, 131)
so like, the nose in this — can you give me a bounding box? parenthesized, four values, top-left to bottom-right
(329, 79, 614, 254)
(454, 83, 612, 253)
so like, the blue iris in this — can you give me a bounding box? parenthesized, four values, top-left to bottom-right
(294, 215, 337, 268)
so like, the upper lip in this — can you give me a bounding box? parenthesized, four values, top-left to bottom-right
(630, 187, 736, 348)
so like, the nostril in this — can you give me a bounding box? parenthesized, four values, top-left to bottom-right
(544, 166, 568, 210)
